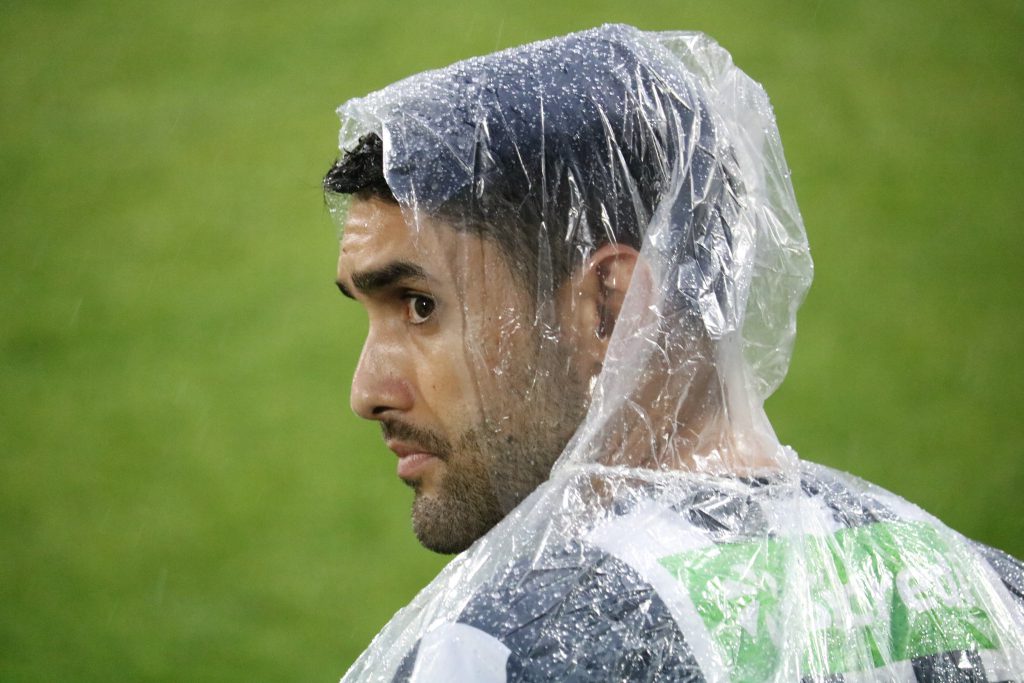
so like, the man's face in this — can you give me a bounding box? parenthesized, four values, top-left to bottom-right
(337, 196, 588, 554)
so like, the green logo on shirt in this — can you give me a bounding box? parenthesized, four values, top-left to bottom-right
(658, 520, 999, 681)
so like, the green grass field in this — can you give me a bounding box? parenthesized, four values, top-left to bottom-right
(2, 1, 1021, 679)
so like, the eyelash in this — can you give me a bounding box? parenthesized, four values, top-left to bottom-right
(402, 293, 436, 325)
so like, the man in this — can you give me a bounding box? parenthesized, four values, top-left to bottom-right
(327, 25, 1024, 682)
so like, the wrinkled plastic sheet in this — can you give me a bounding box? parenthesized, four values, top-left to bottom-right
(328, 25, 1024, 682)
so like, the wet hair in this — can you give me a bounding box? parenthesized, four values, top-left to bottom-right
(323, 128, 659, 291)
(324, 124, 742, 315)
(324, 133, 395, 202)
(323, 29, 746, 309)
(322, 130, 588, 288)
(323, 132, 567, 288)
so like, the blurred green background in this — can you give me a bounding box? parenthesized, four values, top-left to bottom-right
(2, 0, 1021, 679)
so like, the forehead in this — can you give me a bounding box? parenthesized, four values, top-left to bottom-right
(338, 197, 446, 276)
(337, 196, 514, 289)
(339, 196, 428, 257)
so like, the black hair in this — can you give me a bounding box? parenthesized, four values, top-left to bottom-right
(322, 30, 744, 309)
(322, 124, 656, 291)
(324, 133, 395, 202)
(322, 131, 587, 288)
(323, 124, 742, 314)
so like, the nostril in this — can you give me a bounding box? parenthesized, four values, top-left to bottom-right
(350, 369, 413, 419)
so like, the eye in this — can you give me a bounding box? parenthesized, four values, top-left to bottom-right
(404, 293, 436, 324)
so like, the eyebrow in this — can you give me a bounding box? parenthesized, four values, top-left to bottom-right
(336, 260, 428, 299)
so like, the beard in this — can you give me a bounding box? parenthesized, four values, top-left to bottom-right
(382, 342, 589, 554)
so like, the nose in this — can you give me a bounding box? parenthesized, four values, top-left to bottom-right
(349, 333, 414, 421)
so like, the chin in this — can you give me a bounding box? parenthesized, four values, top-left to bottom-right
(410, 488, 502, 555)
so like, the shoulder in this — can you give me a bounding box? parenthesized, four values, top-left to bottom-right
(389, 468, 1024, 682)
(461, 540, 702, 680)
(969, 540, 1024, 607)
(393, 538, 703, 682)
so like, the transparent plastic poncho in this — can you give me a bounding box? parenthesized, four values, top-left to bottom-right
(330, 25, 1024, 682)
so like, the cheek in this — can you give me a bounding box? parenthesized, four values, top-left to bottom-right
(467, 315, 541, 414)
(471, 291, 534, 359)
(414, 328, 484, 424)
(445, 259, 537, 423)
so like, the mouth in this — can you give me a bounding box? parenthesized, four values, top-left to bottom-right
(387, 441, 440, 481)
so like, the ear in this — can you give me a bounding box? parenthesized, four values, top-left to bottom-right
(558, 243, 642, 374)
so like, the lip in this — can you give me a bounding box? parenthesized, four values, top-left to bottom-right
(387, 440, 439, 480)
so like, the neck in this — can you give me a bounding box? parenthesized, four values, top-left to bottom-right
(581, 353, 783, 475)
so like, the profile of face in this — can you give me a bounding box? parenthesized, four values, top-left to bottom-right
(337, 197, 637, 553)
